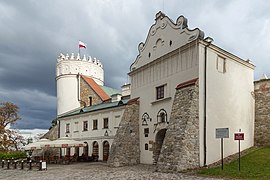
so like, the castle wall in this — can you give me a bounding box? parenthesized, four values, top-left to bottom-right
(107, 98, 140, 167)
(42, 124, 59, 140)
(80, 77, 103, 106)
(56, 53, 104, 116)
(156, 81, 199, 172)
(254, 79, 270, 146)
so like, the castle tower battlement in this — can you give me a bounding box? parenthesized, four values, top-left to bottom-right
(56, 53, 104, 85)
(56, 53, 104, 116)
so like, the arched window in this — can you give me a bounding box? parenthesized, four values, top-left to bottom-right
(157, 109, 168, 124)
(142, 112, 151, 126)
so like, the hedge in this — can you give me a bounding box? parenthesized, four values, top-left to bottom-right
(0, 151, 27, 160)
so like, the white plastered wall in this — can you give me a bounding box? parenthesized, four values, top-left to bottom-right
(59, 106, 125, 160)
(198, 43, 255, 166)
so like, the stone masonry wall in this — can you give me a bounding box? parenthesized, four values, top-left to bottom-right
(254, 79, 270, 146)
(80, 77, 103, 107)
(156, 83, 199, 172)
(107, 98, 140, 167)
(42, 124, 59, 140)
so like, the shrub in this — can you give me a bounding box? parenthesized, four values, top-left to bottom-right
(0, 151, 27, 160)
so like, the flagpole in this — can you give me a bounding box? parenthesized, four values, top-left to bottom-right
(78, 40, 80, 57)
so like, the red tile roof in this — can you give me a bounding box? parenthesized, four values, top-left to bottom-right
(176, 78, 199, 90)
(81, 75, 110, 101)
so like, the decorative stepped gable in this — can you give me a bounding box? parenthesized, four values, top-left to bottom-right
(130, 11, 204, 71)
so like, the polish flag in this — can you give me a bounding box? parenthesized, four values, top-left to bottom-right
(79, 41, 87, 48)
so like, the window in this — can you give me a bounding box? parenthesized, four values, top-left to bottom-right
(145, 143, 149, 150)
(66, 123, 70, 133)
(157, 109, 168, 124)
(74, 122, 79, 132)
(142, 112, 151, 126)
(103, 118, 109, 129)
(93, 119, 98, 130)
(160, 112, 166, 123)
(156, 85, 164, 100)
(83, 121, 88, 131)
(144, 128, 149, 137)
(216, 56, 226, 73)
(89, 96, 92, 106)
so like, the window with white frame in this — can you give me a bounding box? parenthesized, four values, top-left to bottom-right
(83, 121, 88, 131)
(103, 118, 109, 129)
(66, 123, 70, 133)
(156, 85, 165, 100)
(216, 56, 226, 73)
(74, 122, 79, 132)
(93, 119, 98, 130)
(157, 109, 167, 124)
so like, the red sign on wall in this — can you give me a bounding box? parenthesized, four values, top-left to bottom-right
(234, 133, 244, 140)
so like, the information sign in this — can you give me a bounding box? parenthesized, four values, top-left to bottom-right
(234, 133, 244, 140)
(216, 128, 229, 138)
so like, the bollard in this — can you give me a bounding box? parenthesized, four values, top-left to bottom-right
(21, 160, 24, 170)
(14, 160, 17, 169)
(29, 160, 32, 170)
(7, 160, 10, 169)
(39, 160, 42, 171)
(1, 160, 4, 168)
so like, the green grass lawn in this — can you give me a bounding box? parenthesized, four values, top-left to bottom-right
(197, 147, 270, 179)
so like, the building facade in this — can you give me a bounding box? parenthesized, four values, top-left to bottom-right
(56, 53, 130, 161)
(58, 100, 127, 161)
(54, 12, 257, 171)
(108, 11, 255, 171)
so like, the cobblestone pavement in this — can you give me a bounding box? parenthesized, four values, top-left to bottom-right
(0, 162, 221, 180)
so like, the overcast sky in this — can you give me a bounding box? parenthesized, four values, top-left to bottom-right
(0, 0, 269, 131)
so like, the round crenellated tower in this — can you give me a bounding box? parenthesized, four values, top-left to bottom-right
(56, 53, 104, 116)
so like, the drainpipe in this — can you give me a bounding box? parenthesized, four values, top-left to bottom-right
(58, 120, 60, 138)
(77, 73, 80, 102)
(203, 37, 213, 166)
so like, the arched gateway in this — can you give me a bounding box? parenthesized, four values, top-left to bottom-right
(153, 129, 167, 164)
(103, 141, 110, 161)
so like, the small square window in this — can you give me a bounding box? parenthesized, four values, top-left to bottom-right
(144, 128, 149, 137)
(156, 85, 164, 100)
(103, 118, 109, 129)
(145, 143, 149, 150)
(93, 120, 98, 130)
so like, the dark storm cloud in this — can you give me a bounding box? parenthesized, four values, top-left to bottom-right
(0, 0, 270, 131)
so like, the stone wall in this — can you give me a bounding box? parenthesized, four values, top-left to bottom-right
(254, 79, 270, 146)
(80, 77, 103, 106)
(107, 98, 140, 167)
(42, 124, 59, 140)
(156, 81, 199, 172)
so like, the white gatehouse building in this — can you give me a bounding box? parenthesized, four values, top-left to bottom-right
(47, 12, 258, 172)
